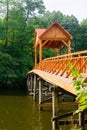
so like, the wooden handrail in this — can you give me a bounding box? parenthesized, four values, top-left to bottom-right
(34, 50, 87, 82)
(44, 50, 87, 61)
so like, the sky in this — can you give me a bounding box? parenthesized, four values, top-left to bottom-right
(43, 0, 87, 22)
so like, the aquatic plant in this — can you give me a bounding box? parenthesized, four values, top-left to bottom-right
(68, 62, 87, 113)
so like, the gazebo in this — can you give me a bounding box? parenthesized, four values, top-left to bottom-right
(34, 21, 72, 65)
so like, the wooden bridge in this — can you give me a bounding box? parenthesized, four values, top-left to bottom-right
(28, 50, 87, 95)
(27, 22, 87, 129)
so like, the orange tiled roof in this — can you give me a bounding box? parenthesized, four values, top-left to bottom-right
(35, 29, 46, 37)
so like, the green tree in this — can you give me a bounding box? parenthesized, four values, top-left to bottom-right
(0, 19, 5, 42)
(0, 52, 18, 87)
(61, 15, 80, 52)
(0, 0, 45, 88)
(78, 19, 87, 51)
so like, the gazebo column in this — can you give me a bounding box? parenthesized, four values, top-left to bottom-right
(68, 40, 71, 53)
(35, 47, 37, 66)
(39, 40, 42, 63)
(57, 48, 60, 55)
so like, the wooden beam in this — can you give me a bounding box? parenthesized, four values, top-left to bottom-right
(41, 97, 52, 104)
(31, 69, 76, 95)
(42, 40, 49, 47)
(59, 119, 87, 125)
(52, 111, 74, 121)
(41, 38, 70, 41)
(61, 40, 68, 47)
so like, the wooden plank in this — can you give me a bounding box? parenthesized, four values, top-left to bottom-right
(41, 97, 52, 104)
(59, 119, 87, 125)
(52, 111, 74, 121)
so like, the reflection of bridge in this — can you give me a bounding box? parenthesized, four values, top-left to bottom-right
(27, 22, 87, 129)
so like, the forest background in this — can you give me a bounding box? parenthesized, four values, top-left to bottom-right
(0, 0, 87, 89)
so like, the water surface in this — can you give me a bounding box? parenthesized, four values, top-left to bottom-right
(0, 89, 86, 130)
(0, 89, 51, 130)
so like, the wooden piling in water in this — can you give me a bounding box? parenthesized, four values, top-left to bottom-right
(26, 75, 30, 92)
(52, 87, 59, 130)
(33, 74, 36, 101)
(27, 74, 87, 129)
(30, 75, 33, 95)
(79, 111, 85, 130)
(39, 78, 43, 111)
(27, 74, 34, 95)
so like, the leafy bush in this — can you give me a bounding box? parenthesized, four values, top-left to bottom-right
(68, 62, 87, 113)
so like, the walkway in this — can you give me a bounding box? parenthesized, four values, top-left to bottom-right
(27, 50, 87, 96)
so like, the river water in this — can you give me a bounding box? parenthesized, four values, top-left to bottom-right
(0, 89, 86, 130)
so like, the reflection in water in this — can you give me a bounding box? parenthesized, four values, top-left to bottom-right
(32, 100, 42, 130)
(0, 89, 87, 130)
(0, 89, 52, 130)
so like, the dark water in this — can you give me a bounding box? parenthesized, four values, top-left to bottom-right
(0, 89, 86, 130)
(0, 89, 51, 130)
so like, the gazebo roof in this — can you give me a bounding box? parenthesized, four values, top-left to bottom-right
(34, 21, 72, 48)
(35, 21, 72, 39)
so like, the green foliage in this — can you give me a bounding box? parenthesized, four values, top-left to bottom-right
(0, 0, 87, 88)
(68, 62, 87, 113)
(0, 52, 18, 87)
(0, 0, 45, 88)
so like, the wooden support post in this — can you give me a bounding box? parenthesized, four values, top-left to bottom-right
(39, 78, 43, 110)
(26, 75, 30, 92)
(33, 74, 36, 101)
(30, 75, 33, 95)
(52, 87, 59, 130)
(57, 48, 60, 56)
(39, 41, 42, 63)
(79, 111, 85, 130)
(45, 88, 48, 97)
(35, 47, 37, 66)
(68, 40, 71, 54)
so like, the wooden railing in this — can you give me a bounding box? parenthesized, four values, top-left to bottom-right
(34, 50, 87, 82)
